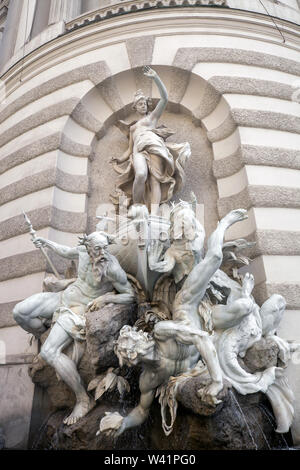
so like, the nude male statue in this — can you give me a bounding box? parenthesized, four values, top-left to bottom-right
(13, 231, 135, 425)
(148, 199, 205, 285)
(99, 208, 248, 437)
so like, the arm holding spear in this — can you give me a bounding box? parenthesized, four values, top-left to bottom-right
(23, 211, 62, 279)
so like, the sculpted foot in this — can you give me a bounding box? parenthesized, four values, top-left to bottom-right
(63, 396, 96, 426)
(220, 209, 248, 229)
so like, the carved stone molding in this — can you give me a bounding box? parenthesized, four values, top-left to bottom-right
(66, 0, 228, 31)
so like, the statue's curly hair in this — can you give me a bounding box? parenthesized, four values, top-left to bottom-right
(132, 89, 152, 111)
(115, 325, 154, 366)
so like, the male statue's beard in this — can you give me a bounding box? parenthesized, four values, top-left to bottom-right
(91, 253, 109, 282)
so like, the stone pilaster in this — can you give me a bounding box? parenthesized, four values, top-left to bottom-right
(0, 0, 23, 71)
(49, 0, 81, 25)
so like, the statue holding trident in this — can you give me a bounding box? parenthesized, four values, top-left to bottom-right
(22, 211, 61, 279)
(111, 66, 191, 214)
(13, 221, 135, 425)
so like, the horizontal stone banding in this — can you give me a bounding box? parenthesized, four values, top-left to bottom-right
(212, 148, 243, 178)
(0, 206, 87, 242)
(232, 230, 300, 258)
(0, 81, 93, 136)
(71, 102, 103, 133)
(214, 146, 300, 180)
(242, 145, 300, 171)
(207, 113, 236, 143)
(0, 168, 89, 206)
(60, 134, 91, 157)
(0, 62, 111, 126)
(209, 76, 297, 101)
(0, 133, 61, 175)
(254, 230, 300, 257)
(0, 301, 17, 328)
(174, 48, 300, 77)
(218, 185, 300, 217)
(0, 250, 47, 282)
(0, 248, 76, 282)
(253, 282, 300, 310)
(232, 109, 300, 134)
(0, 98, 78, 150)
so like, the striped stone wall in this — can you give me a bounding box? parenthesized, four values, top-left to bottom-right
(0, 6, 299, 447)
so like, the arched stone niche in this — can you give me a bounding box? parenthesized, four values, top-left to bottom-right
(62, 65, 241, 238)
(89, 108, 218, 235)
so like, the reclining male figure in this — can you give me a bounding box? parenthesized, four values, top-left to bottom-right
(13, 231, 135, 425)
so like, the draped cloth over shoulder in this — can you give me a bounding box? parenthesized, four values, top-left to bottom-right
(111, 122, 191, 208)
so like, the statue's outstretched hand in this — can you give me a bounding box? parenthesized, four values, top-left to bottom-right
(97, 411, 125, 438)
(87, 292, 114, 312)
(32, 237, 47, 248)
(87, 297, 105, 312)
(142, 65, 157, 79)
(148, 240, 167, 270)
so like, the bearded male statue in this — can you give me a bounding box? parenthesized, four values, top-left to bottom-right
(13, 231, 135, 425)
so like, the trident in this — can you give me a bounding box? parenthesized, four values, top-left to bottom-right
(22, 211, 61, 279)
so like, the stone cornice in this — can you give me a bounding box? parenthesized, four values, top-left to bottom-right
(66, 0, 228, 32)
(2, 7, 300, 85)
(65, 0, 300, 32)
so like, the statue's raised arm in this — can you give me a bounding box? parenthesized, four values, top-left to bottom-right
(142, 65, 168, 124)
(32, 236, 79, 260)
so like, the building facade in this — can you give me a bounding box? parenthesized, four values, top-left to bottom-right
(0, 0, 300, 449)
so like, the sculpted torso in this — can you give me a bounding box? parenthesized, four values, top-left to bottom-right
(157, 340, 199, 377)
(140, 340, 199, 391)
(62, 248, 114, 308)
(131, 116, 156, 149)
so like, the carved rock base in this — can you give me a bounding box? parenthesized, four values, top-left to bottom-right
(32, 389, 293, 450)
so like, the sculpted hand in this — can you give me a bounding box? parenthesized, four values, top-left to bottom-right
(148, 240, 168, 271)
(87, 293, 113, 312)
(142, 65, 157, 79)
(96, 411, 125, 438)
(197, 381, 223, 406)
(32, 237, 47, 248)
(110, 155, 127, 164)
(148, 240, 164, 261)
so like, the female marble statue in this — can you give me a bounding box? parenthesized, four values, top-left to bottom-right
(111, 66, 191, 214)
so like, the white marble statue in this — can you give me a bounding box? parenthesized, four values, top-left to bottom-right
(205, 271, 296, 433)
(98, 208, 248, 438)
(13, 231, 135, 425)
(111, 66, 191, 214)
(148, 197, 205, 285)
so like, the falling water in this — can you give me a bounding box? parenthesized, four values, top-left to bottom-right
(259, 403, 289, 450)
(248, 410, 271, 450)
(31, 410, 58, 450)
(229, 389, 258, 450)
